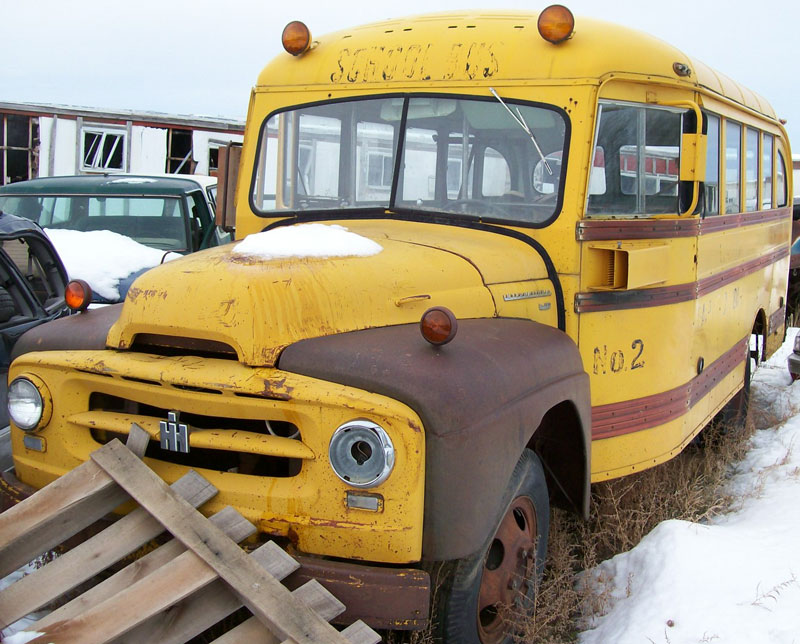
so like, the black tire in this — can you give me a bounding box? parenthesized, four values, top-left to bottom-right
(0, 287, 16, 323)
(435, 449, 550, 644)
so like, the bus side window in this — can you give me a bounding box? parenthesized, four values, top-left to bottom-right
(762, 134, 773, 209)
(704, 114, 720, 215)
(725, 121, 741, 214)
(745, 127, 759, 212)
(586, 102, 681, 216)
(776, 149, 788, 208)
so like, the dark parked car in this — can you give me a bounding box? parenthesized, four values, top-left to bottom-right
(788, 332, 800, 380)
(0, 175, 228, 303)
(0, 211, 69, 426)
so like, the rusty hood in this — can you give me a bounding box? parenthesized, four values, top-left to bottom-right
(106, 220, 548, 366)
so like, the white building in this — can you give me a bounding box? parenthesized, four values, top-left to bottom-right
(0, 101, 244, 185)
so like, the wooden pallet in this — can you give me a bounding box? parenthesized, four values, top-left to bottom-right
(0, 424, 380, 644)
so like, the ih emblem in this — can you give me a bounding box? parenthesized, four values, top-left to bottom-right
(160, 411, 190, 453)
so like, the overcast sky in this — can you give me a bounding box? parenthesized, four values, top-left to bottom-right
(4, 0, 800, 148)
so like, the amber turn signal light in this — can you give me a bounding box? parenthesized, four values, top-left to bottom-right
(420, 307, 458, 346)
(537, 4, 575, 44)
(282, 21, 312, 56)
(65, 279, 93, 312)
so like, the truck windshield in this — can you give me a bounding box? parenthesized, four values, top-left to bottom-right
(252, 95, 568, 226)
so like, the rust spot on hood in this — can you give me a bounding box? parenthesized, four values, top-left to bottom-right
(261, 377, 293, 401)
(126, 286, 169, 303)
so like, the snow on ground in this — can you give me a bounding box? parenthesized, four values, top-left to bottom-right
(579, 329, 800, 644)
(44, 228, 180, 301)
(232, 223, 383, 260)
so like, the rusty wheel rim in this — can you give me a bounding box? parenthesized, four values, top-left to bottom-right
(476, 495, 538, 643)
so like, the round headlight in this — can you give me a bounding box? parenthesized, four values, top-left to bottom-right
(8, 377, 45, 432)
(329, 420, 395, 488)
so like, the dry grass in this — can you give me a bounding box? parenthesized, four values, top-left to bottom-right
(386, 405, 781, 643)
(517, 413, 765, 643)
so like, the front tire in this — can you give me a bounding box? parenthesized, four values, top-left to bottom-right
(436, 449, 550, 644)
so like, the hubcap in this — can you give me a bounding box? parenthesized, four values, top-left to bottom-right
(476, 496, 538, 643)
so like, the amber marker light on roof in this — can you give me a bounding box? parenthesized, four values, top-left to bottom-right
(65, 279, 93, 312)
(420, 307, 458, 346)
(282, 21, 312, 56)
(537, 4, 575, 44)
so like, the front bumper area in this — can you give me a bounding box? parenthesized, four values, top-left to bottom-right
(0, 469, 36, 512)
(287, 553, 430, 629)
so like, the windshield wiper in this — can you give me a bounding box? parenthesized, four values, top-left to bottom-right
(489, 87, 552, 175)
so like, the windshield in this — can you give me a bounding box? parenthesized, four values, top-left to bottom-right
(252, 95, 568, 226)
(0, 194, 190, 251)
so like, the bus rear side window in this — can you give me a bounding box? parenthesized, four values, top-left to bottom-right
(725, 121, 741, 214)
(704, 114, 720, 215)
(777, 150, 787, 207)
(745, 127, 759, 212)
(587, 103, 681, 216)
(762, 134, 773, 209)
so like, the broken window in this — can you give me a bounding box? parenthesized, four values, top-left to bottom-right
(81, 126, 126, 171)
(167, 128, 194, 174)
(0, 114, 39, 185)
(208, 147, 219, 175)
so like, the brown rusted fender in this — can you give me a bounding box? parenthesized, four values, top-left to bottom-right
(279, 318, 591, 561)
(285, 553, 430, 630)
(10, 303, 123, 361)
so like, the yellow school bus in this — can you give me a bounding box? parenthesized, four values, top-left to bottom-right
(6, 6, 791, 641)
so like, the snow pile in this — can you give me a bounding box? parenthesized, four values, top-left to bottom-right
(0, 562, 49, 639)
(232, 223, 382, 260)
(45, 228, 180, 301)
(579, 330, 800, 644)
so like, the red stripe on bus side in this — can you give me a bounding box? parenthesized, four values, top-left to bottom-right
(591, 337, 748, 440)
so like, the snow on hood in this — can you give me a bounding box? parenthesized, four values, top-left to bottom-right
(232, 223, 383, 260)
(45, 228, 180, 301)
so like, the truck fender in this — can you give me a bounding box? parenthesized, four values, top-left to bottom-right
(10, 303, 123, 361)
(279, 317, 591, 561)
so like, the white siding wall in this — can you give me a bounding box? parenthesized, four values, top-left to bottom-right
(130, 126, 168, 174)
(37, 116, 78, 177)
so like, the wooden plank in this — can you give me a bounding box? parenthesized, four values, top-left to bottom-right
(27, 507, 256, 644)
(210, 580, 346, 644)
(292, 580, 346, 621)
(0, 458, 129, 578)
(90, 441, 358, 644)
(116, 541, 300, 644)
(340, 621, 383, 644)
(0, 470, 217, 627)
(34, 507, 250, 631)
(0, 434, 148, 578)
(125, 422, 151, 457)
